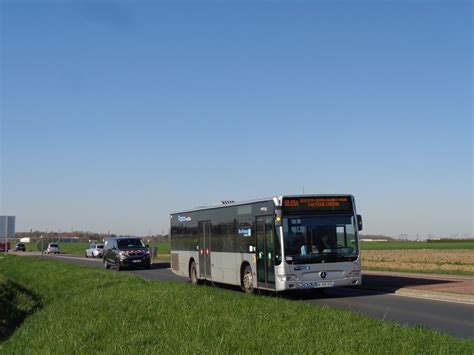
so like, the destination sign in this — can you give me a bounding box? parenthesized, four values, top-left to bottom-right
(282, 196, 353, 213)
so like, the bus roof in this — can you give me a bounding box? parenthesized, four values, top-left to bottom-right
(170, 194, 354, 215)
(171, 197, 277, 215)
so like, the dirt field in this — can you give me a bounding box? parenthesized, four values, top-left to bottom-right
(362, 249, 474, 275)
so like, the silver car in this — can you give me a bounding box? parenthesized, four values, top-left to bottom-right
(85, 244, 104, 258)
(46, 243, 60, 254)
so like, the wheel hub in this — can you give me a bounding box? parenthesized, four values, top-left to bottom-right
(244, 271, 253, 290)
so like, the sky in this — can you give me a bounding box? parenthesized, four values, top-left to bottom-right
(1, 0, 472, 238)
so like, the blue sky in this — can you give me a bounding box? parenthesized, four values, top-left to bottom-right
(1, 1, 472, 237)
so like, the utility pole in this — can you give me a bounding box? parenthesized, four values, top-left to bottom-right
(4, 216, 7, 256)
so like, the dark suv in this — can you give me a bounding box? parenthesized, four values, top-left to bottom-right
(14, 243, 26, 251)
(103, 237, 151, 271)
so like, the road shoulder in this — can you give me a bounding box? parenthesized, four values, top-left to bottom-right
(361, 270, 474, 304)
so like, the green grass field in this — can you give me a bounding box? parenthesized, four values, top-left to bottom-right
(26, 240, 473, 255)
(134, 240, 474, 251)
(20, 239, 474, 276)
(0, 256, 473, 354)
(24, 241, 171, 257)
(25, 239, 474, 254)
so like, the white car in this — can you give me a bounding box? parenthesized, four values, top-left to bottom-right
(85, 244, 104, 258)
(46, 243, 60, 254)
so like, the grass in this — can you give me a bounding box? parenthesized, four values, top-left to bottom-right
(26, 240, 473, 253)
(55, 241, 171, 261)
(0, 274, 41, 341)
(23, 241, 82, 253)
(23, 242, 90, 255)
(54, 242, 88, 255)
(361, 241, 474, 250)
(22, 239, 474, 276)
(24, 241, 171, 257)
(0, 256, 473, 354)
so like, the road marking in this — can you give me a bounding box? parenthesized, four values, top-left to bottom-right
(47, 255, 102, 262)
(346, 287, 474, 306)
(393, 289, 474, 306)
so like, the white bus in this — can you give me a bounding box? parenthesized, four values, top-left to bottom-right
(170, 195, 363, 293)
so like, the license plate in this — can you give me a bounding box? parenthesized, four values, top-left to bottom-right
(132, 259, 142, 263)
(315, 281, 334, 288)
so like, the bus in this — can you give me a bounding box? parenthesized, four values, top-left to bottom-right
(170, 195, 363, 293)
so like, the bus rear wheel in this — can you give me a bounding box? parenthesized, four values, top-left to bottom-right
(189, 260, 198, 285)
(242, 265, 254, 294)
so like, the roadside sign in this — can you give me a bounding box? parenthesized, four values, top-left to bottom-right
(1, 216, 15, 255)
(0, 216, 15, 238)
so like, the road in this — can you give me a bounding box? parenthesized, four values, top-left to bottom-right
(43, 254, 473, 338)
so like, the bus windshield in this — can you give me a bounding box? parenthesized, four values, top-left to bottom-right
(283, 214, 359, 264)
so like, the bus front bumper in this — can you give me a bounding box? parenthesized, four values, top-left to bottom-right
(276, 276, 362, 291)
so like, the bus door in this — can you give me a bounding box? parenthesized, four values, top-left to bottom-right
(198, 221, 212, 278)
(256, 216, 275, 289)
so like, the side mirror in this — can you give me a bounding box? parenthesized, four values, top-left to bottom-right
(146, 244, 149, 248)
(357, 215, 363, 231)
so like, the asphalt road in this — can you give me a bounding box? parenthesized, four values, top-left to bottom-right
(43, 254, 473, 338)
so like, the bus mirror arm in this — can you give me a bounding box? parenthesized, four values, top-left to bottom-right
(357, 215, 363, 231)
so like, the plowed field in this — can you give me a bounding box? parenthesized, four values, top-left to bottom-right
(362, 249, 474, 275)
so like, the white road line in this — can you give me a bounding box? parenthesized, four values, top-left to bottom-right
(48, 255, 102, 262)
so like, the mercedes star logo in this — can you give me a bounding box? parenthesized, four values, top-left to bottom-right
(320, 271, 327, 279)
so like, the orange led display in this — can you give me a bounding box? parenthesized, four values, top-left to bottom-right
(283, 196, 353, 213)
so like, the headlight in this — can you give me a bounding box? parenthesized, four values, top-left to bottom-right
(278, 274, 299, 282)
(347, 270, 360, 278)
(145, 250, 150, 255)
(119, 251, 128, 256)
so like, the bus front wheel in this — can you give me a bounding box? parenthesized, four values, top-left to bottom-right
(242, 265, 254, 294)
(189, 260, 198, 285)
